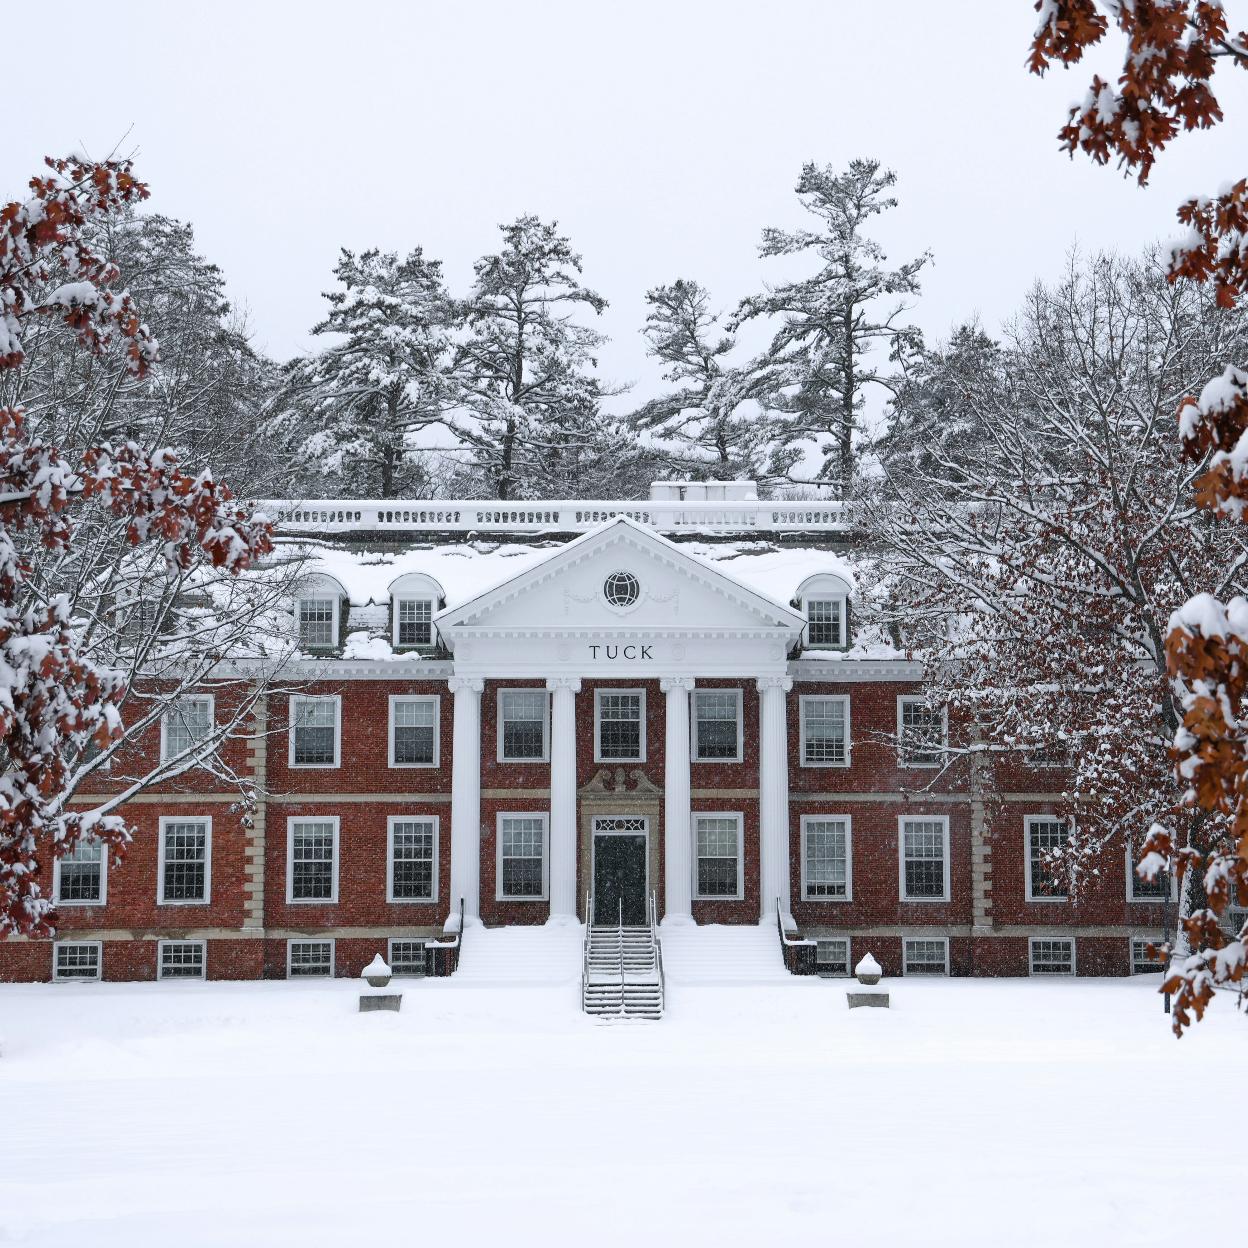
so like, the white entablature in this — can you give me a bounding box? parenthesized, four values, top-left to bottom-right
(435, 517, 806, 679)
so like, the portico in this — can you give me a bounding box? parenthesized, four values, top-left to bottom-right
(434, 517, 806, 931)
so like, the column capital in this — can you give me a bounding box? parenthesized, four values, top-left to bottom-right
(545, 676, 582, 693)
(448, 676, 485, 694)
(659, 676, 696, 693)
(756, 675, 794, 693)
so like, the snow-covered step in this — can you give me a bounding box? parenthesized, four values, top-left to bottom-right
(581, 923, 665, 1018)
(659, 921, 791, 985)
(453, 922, 583, 985)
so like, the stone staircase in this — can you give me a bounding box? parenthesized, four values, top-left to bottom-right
(581, 894, 665, 1019)
(451, 921, 583, 986)
(658, 921, 791, 985)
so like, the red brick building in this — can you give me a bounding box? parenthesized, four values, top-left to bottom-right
(0, 485, 1174, 984)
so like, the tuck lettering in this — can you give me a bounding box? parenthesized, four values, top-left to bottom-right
(588, 644, 653, 661)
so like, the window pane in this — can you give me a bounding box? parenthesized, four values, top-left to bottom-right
(54, 942, 100, 980)
(816, 939, 850, 974)
(902, 820, 947, 899)
(293, 699, 337, 765)
(288, 940, 333, 976)
(165, 697, 211, 758)
(1029, 818, 1069, 899)
(900, 699, 942, 766)
(291, 822, 336, 900)
(397, 599, 432, 646)
(298, 598, 335, 648)
(391, 820, 435, 900)
(58, 839, 104, 903)
(803, 698, 847, 765)
(903, 939, 947, 975)
(805, 820, 848, 898)
(501, 690, 546, 760)
(598, 693, 642, 760)
(695, 816, 739, 897)
(500, 816, 544, 897)
(695, 692, 738, 760)
(389, 940, 427, 976)
(160, 941, 205, 979)
(393, 699, 435, 765)
(161, 821, 208, 902)
(807, 598, 842, 646)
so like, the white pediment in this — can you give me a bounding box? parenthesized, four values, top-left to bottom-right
(435, 518, 804, 677)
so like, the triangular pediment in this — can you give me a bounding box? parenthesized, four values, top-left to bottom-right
(435, 518, 804, 640)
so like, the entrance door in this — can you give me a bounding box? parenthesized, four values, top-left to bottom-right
(592, 817, 648, 926)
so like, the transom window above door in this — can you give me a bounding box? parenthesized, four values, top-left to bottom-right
(595, 689, 645, 762)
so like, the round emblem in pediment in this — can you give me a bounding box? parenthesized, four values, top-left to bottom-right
(556, 642, 571, 661)
(459, 642, 472, 661)
(603, 570, 640, 608)
(672, 642, 686, 662)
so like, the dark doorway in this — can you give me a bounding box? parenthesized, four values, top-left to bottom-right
(593, 832, 647, 925)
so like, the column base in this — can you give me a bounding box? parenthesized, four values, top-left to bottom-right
(443, 912, 483, 933)
(544, 913, 581, 928)
(660, 913, 697, 928)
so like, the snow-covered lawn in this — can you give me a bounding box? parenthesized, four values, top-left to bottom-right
(1, 975, 1242, 1247)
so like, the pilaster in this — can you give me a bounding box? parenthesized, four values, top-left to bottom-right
(242, 693, 268, 935)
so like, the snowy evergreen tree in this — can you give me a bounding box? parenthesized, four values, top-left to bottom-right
(634, 278, 776, 480)
(452, 215, 620, 499)
(864, 249, 1248, 906)
(734, 160, 928, 497)
(282, 248, 455, 497)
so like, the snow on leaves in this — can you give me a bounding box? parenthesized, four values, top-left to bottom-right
(0, 156, 273, 937)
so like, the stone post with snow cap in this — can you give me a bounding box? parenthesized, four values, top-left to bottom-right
(447, 676, 484, 930)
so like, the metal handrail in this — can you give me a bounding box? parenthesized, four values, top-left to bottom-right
(776, 897, 816, 946)
(650, 890, 665, 1012)
(582, 890, 593, 1008)
(617, 896, 625, 1015)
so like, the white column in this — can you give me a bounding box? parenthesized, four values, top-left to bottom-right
(546, 677, 581, 924)
(661, 676, 695, 924)
(757, 675, 794, 924)
(446, 676, 484, 931)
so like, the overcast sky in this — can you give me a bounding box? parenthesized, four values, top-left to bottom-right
(10, 0, 1248, 419)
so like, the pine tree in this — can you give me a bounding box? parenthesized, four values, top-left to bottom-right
(283, 248, 454, 497)
(733, 160, 928, 498)
(453, 215, 613, 499)
(634, 279, 774, 480)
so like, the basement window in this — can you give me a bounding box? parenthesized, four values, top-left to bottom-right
(53, 941, 102, 982)
(387, 939, 428, 977)
(159, 940, 206, 980)
(816, 939, 850, 976)
(287, 939, 334, 977)
(1130, 936, 1162, 975)
(902, 938, 949, 976)
(1029, 937, 1075, 976)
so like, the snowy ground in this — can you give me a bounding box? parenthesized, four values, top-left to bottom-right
(1, 974, 1243, 1247)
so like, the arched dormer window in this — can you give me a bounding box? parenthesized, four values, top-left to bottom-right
(389, 573, 445, 650)
(294, 573, 347, 652)
(796, 573, 851, 651)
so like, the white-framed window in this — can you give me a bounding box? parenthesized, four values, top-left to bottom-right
(53, 940, 102, 981)
(797, 573, 851, 650)
(1029, 936, 1075, 976)
(496, 813, 548, 900)
(902, 937, 949, 976)
(898, 815, 951, 902)
(296, 596, 339, 650)
(799, 694, 850, 767)
(692, 689, 743, 763)
(388, 695, 439, 767)
(897, 696, 945, 768)
(157, 817, 212, 905)
(394, 598, 434, 647)
(158, 939, 206, 980)
(289, 695, 341, 768)
(388, 938, 428, 977)
(287, 939, 334, 977)
(1131, 936, 1163, 975)
(387, 816, 438, 902)
(693, 812, 744, 900)
(53, 837, 107, 907)
(286, 817, 340, 904)
(388, 572, 444, 649)
(815, 938, 851, 976)
(801, 816, 852, 901)
(161, 694, 214, 762)
(497, 689, 549, 762)
(1127, 843, 1175, 902)
(1025, 815, 1070, 901)
(594, 689, 645, 763)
